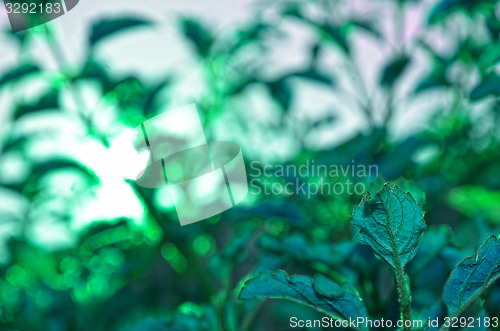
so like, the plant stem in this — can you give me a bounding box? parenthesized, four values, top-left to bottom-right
(394, 262, 412, 331)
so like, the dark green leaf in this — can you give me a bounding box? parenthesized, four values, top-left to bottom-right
(443, 235, 500, 317)
(408, 225, 452, 275)
(320, 25, 349, 54)
(267, 79, 292, 109)
(415, 73, 450, 93)
(89, 18, 152, 46)
(238, 270, 367, 328)
(470, 75, 500, 101)
(143, 79, 170, 116)
(347, 19, 382, 39)
(258, 234, 353, 267)
(13, 89, 59, 120)
(429, 0, 496, 24)
(27, 159, 101, 195)
(428, 0, 461, 23)
(351, 184, 426, 269)
(380, 56, 410, 87)
(181, 18, 213, 57)
(0, 64, 39, 86)
(293, 68, 334, 85)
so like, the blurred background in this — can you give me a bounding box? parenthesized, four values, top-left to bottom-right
(1, 0, 500, 329)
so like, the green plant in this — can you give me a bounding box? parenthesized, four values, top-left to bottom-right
(1, 0, 500, 330)
(239, 185, 500, 330)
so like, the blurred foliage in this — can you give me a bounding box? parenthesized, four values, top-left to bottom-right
(1, 0, 500, 330)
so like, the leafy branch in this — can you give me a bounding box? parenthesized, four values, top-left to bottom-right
(351, 184, 426, 331)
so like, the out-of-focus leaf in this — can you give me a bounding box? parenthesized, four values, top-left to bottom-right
(447, 186, 500, 224)
(13, 89, 59, 120)
(351, 184, 426, 269)
(393, 178, 426, 205)
(1, 134, 33, 153)
(267, 79, 292, 109)
(143, 79, 170, 116)
(478, 43, 500, 72)
(227, 77, 257, 95)
(282, 6, 306, 21)
(208, 232, 252, 279)
(415, 70, 450, 93)
(347, 19, 382, 39)
(408, 225, 452, 275)
(181, 18, 213, 57)
(443, 236, 500, 317)
(239, 270, 367, 329)
(309, 113, 337, 130)
(428, 0, 462, 23)
(77, 61, 114, 92)
(129, 305, 217, 331)
(470, 75, 500, 101)
(292, 68, 334, 85)
(258, 234, 354, 267)
(380, 56, 410, 87)
(128, 318, 169, 331)
(225, 200, 308, 227)
(429, 0, 496, 24)
(28, 159, 100, 194)
(320, 25, 349, 54)
(0, 64, 39, 86)
(89, 18, 152, 46)
(7, 238, 59, 279)
(486, 15, 500, 39)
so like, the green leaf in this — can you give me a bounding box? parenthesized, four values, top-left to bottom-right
(415, 71, 450, 93)
(428, 0, 496, 24)
(89, 17, 152, 46)
(13, 89, 59, 120)
(320, 24, 349, 54)
(447, 186, 500, 223)
(258, 234, 353, 267)
(181, 18, 214, 57)
(292, 68, 334, 85)
(351, 184, 426, 270)
(347, 19, 382, 40)
(443, 235, 500, 317)
(470, 75, 500, 101)
(428, 0, 461, 23)
(408, 225, 452, 275)
(380, 56, 410, 87)
(267, 79, 292, 110)
(238, 270, 367, 328)
(0, 64, 39, 86)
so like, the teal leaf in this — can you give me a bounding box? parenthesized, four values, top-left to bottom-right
(267, 79, 292, 110)
(415, 71, 450, 93)
(443, 235, 500, 317)
(258, 234, 353, 267)
(238, 270, 367, 329)
(181, 18, 214, 57)
(351, 184, 426, 269)
(90, 18, 152, 46)
(347, 19, 382, 40)
(320, 24, 349, 54)
(292, 68, 334, 85)
(470, 75, 500, 101)
(428, 0, 496, 24)
(0, 64, 39, 86)
(428, 0, 462, 23)
(13, 89, 59, 120)
(380, 56, 410, 87)
(409, 225, 452, 275)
